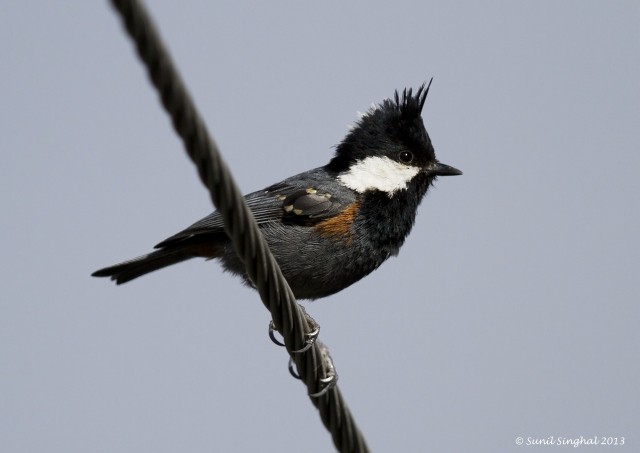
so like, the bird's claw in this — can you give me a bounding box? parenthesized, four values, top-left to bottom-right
(268, 320, 286, 347)
(268, 311, 320, 353)
(288, 342, 338, 398)
(288, 357, 301, 379)
(308, 373, 338, 398)
(291, 326, 319, 353)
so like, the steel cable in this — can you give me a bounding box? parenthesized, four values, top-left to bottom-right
(109, 1, 369, 451)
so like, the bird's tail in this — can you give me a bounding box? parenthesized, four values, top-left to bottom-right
(92, 239, 221, 285)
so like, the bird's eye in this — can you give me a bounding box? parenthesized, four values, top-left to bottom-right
(399, 151, 413, 163)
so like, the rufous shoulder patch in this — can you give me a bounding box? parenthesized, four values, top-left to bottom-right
(314, 201, 359, 243)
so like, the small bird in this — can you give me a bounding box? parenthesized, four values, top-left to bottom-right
(93, 81, 462, 300)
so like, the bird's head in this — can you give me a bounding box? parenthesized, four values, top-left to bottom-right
(328, 80, 461, 197)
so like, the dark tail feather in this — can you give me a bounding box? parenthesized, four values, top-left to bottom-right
(92, 248, 197, 285)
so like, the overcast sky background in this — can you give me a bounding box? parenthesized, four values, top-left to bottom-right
(2, 1, 638, 452)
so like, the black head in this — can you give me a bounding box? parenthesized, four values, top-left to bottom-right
(328, 80, 461, 196)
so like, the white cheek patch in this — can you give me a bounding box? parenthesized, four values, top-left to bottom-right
(337, 156, 420, 196)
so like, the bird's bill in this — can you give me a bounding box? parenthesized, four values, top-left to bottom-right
(427, 162, 463, 176)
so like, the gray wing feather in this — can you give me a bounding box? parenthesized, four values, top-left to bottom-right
(155, 167, 356, 248)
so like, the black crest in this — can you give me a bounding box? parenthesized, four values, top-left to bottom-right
(328, 80, 436, 170)
(394, 78, 432, 118)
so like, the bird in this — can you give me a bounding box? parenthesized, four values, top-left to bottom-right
(92, 81, 462, 300)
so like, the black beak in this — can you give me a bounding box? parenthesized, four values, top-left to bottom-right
(427, 161, 463, 176)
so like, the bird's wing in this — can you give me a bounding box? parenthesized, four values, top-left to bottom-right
(155, 168, 356, 248)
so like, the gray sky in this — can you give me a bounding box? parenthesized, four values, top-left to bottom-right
(2, 1, 638, 452)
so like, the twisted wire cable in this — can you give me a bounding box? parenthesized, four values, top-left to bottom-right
(109, 1, 369, 451)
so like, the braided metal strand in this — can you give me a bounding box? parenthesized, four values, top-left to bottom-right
(109, 1, 369, 451)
